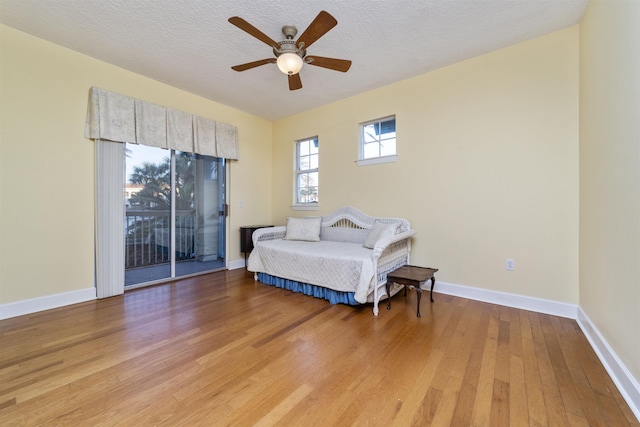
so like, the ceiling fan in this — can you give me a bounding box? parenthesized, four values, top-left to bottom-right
(228, 11, 352, 91)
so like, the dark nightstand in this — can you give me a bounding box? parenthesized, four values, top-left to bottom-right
(240, 225, 273, 264)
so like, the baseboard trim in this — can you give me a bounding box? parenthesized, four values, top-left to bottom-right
(434, 280, 578, 319)
(0, 287, 96, 320)
(576, 307, 640, 421)
(227, 258, 246, 271)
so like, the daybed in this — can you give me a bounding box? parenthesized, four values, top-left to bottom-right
(247, 206, 416, 315)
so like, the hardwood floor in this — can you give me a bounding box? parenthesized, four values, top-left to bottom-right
(1, 269, 637, 426)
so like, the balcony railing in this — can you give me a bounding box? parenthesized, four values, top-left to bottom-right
(125, 209, 196, 269)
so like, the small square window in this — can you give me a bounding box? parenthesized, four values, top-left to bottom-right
(358, 116, 397, 166)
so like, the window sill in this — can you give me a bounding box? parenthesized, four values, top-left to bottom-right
(291, 203, 319, 211)
(356, 155, 398, 166)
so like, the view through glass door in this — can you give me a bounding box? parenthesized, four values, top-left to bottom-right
(124, 143, 226, 287)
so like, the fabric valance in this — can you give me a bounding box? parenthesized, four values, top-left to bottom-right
(84, 86, 238, 159)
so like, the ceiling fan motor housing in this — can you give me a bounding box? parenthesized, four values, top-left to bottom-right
(273, 25, 306, 60)
(275, 39, 305, 58)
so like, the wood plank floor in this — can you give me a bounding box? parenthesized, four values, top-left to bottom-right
(1, 269, 638, 426)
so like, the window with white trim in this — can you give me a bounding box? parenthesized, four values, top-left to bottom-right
(358, 115, 397, 165)
(294, 136, 318, 206)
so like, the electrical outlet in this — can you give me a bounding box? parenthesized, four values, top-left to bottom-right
(506, 259, 515, 271)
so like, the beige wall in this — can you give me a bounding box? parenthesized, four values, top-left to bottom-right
(579, 0, 640, 382)
(0, 25, 273, 304)
(272, 26, 580, 304)
(0, 24, 583, 310)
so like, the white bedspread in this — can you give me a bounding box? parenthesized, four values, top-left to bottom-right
(249, 239, 374, 304)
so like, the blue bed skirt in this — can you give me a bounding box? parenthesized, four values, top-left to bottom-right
(257, 273, 361, 306)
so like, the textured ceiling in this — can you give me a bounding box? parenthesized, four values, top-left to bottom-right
(0, 0, 587, 121)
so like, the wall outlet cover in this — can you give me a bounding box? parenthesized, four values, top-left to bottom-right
(506, 258, 515, 271)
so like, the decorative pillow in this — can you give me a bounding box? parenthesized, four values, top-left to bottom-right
(363, 221, 398, 249)
(284, 217, 322, 242)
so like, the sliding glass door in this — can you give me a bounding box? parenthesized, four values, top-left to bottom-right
(124, 143, 226, 287)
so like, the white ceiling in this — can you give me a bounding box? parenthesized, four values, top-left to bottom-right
(0, 0, 587, 121)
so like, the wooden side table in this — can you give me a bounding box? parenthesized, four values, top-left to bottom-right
(386, 265, 438, 317)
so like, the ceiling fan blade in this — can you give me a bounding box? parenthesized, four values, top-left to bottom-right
(296, 11, 337, 50)
(229, 16, 280, 49)
(231, 58, 276, 72)
(306, 56, 352, 72)
(288, 73, 302, 90)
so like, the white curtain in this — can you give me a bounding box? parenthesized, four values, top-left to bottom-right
(95, 139, 125, 298)
(85, 87, 239, 298)
(135, 100, 168, 149)
(85, 86, 239, 158)
(167, 109, 194, 152)
(194, 116, 218, 157)
(216, 122, 239, 159)
(85, 88, 136, 143)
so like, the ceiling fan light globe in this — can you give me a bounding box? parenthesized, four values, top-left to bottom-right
(277, 52, 303, 75)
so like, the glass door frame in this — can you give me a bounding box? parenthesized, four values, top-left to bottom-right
(124, 146, 229, 290)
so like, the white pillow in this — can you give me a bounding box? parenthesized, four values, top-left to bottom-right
(363, 221, 398, 249)
(284, 217, 322, 242)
